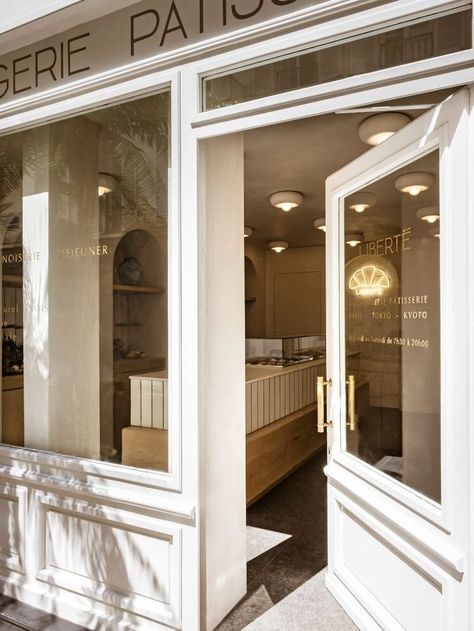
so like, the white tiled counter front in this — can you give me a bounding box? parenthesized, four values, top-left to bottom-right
(245, 359, 326, 434)
(130, 370, 168, 430)
(130, 360, 328, 436)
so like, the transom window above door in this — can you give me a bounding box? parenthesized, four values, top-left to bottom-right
(203, 7, 472, 111)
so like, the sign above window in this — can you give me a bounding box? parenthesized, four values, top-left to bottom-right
(0, 0, 320, 105)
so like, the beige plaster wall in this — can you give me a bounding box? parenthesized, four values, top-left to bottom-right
(265, 245, 326, 337)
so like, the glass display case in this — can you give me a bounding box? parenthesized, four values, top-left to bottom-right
(246, 335, 325, 367)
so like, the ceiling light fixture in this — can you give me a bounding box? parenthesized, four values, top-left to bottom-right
(269, 191, 304, 212)
(346, 232, 364, 247)
(358, 112, 411, 145)
(98, 172, 117, 197)
(395, 172, 434, 196)
(348, 192, 377, 213)
(313, 217, 326, 232)
(430, 226, 440, 239)
(416, 206, 439, 224)
(244, 225, 253, 238)
(269, 240, 289, 253)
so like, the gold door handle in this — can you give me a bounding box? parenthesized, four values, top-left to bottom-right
(316, 376, 332, 433)
(347, 375, 356, 431)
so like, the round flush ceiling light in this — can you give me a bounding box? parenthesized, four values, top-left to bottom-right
(269, 191, 304, 212)
(346, 232, 364, 247)
(416, 206, 439, 224)
(395, 172, 434, 196)
(348, 192, 377, 213)
(244, 225, 253, 238)
(313, 217, 326, 232)
(269, 240, 289, 253)
(358, 113, 411, 146)
(98, 172, 117, 197)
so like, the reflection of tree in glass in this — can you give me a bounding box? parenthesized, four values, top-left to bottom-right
(0, 91, 170, 231)
(94, 92, 170, 230)
(0, 133, 22, 216)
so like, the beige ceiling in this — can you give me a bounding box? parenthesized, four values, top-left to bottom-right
(243, 90, 454, 249)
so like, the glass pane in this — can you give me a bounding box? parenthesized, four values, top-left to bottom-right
(204, 9, 471, 110)
(344, 150, 440, 502)
(0, 91, 171, 472)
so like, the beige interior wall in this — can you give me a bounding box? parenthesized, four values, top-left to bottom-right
(265, 245, 325, 337)
(201, 133, 247, 631)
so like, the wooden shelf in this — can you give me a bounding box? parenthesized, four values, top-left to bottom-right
(113, 283, 163, 295)
(2, 275, 22, 287)
(245, 297, 257, 303)
(114, 357, 165, 375)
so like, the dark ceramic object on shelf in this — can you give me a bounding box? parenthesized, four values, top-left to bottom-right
(117, 257, 143, 286)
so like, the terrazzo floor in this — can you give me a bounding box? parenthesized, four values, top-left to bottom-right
(217, 450, 357, 631)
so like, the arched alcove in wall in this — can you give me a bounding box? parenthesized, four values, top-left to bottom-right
(113, 229, 165, 355)
(245, 255, 258, 336)
(109, 228, 168, 460)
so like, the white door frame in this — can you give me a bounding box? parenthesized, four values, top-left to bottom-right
(0, 0, 472, 628)
(180, 3, 474, 628)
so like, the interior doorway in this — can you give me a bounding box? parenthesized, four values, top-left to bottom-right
(213, 87, 457, 631)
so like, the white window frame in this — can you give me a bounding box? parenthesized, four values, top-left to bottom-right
(0, 70, 190, 501)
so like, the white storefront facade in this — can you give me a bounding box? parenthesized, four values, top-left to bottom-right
(0, 1, 473, 630)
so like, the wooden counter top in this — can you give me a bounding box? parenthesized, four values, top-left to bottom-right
(245, 357, 326, 383)
(130, 370, 168, 381)
(3, 374, 24, 391)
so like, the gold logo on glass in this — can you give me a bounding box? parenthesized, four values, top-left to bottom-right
(349, 265, 390, 297)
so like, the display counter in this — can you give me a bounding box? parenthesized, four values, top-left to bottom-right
(123, 353, 363, 503)
(245, 357, 326, 435)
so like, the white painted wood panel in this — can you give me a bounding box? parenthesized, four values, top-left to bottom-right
(0, 485, 25, 575)
(35, 493, 182, 628)
(338, 504, 442, 631)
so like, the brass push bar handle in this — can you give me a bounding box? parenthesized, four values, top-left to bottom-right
(316, 376, 332, 433)
(347, 375, 356, 431)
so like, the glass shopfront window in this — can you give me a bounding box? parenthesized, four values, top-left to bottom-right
(0, 91, 171, 472)
(203, 8, 471, 110)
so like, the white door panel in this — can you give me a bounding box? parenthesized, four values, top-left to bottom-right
(325, 89, 470, 630)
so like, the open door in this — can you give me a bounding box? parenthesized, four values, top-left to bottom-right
(323, 89, 470, 630)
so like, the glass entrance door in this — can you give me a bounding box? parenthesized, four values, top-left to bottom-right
(324, 89, 470, 630)
(344, 148, 441, 502)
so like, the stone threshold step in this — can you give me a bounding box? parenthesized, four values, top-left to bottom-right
(0, 596, 85, 631)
